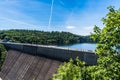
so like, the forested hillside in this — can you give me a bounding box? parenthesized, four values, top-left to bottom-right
(0, 30, 94, 45)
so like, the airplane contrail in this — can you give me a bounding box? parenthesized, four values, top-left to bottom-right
(48, 0, 54, 28)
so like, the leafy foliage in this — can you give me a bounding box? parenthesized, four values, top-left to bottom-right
(91, 6, 120, 56)
(0, 44, 7, 69)
(52, 6, 120, 80)
(52, 58, 85, 80)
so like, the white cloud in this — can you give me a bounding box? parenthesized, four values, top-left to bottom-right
(80, 26, 94, 35)
(0, 17, 42, 30)
(66, 26, 76, 29)
(84, 26, 94, 30)
(0, 17, 36, 27)
(0, 77, 2, 80)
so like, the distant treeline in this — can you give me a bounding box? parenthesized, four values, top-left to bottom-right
(0, 30, 95, 45)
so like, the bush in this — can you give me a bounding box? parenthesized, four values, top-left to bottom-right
(0, 44, 7, 69)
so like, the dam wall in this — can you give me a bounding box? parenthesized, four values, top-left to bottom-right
(1, 42, 98, 65)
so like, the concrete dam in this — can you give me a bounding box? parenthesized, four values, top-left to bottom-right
(0, 42, 98, 80)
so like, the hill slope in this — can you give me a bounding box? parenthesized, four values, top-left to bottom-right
(0, 30, 94, 45)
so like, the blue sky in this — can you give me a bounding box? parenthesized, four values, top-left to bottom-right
(0, 0, 120, 35)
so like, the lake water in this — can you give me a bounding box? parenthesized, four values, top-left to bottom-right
(59, 43, 97, 51)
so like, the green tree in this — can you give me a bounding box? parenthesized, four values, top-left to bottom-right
(90, 6, 120, 80)
(0, 44, 7, 69)
(52, 6, 120, 80)
(91, 6, 120, 57)
(91, 6, 120, 68)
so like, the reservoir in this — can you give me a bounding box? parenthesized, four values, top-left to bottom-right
(59, 43, 97, 51)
